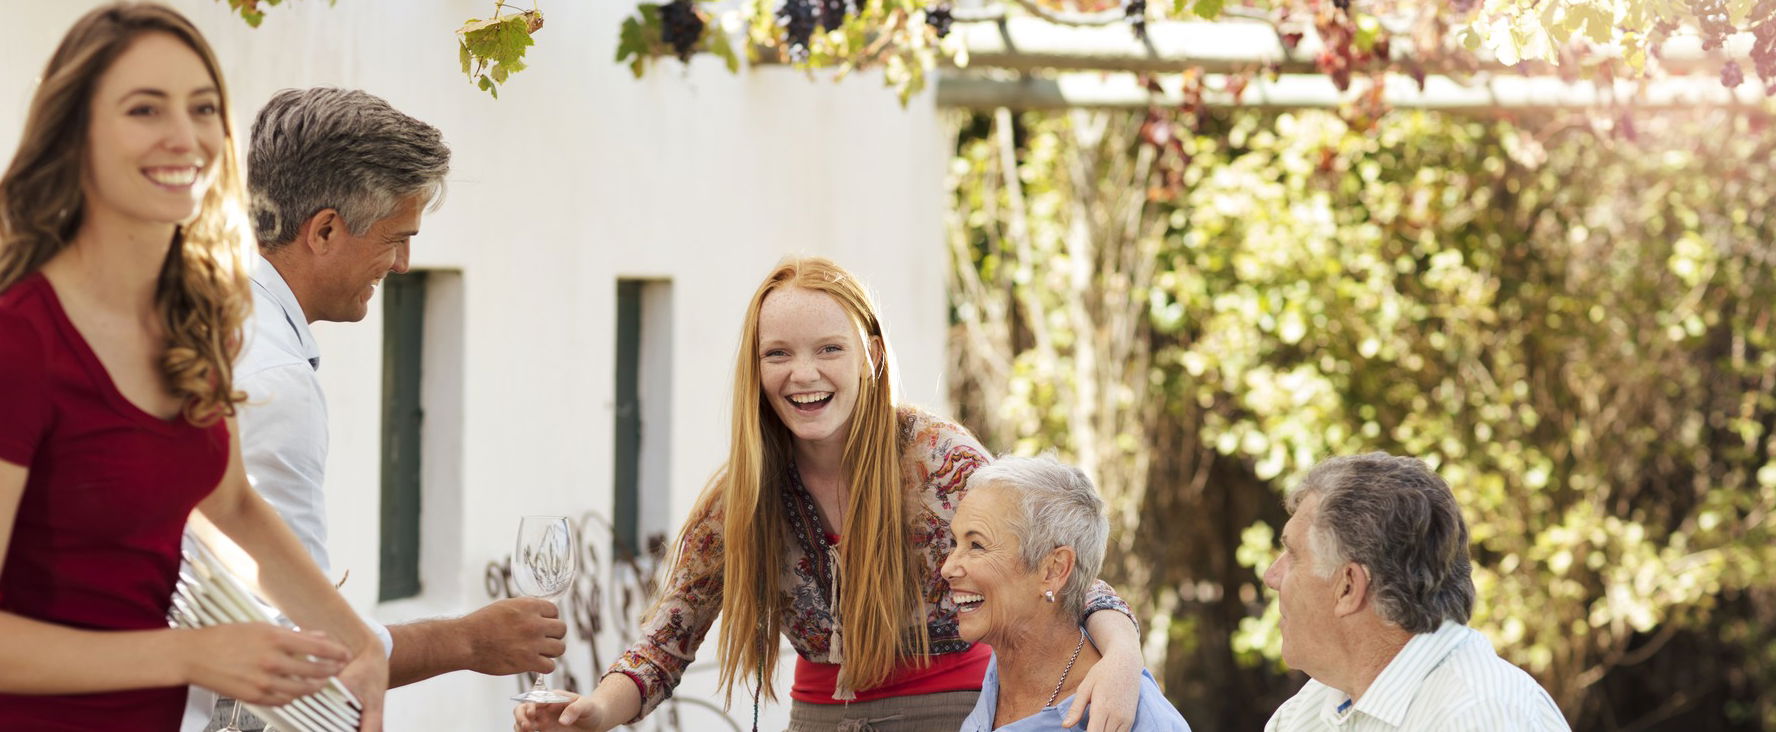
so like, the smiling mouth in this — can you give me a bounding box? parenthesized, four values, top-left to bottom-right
(953, 591, 984, 613)
(787, 392, 833, 412)
(143, 165, 200, 188)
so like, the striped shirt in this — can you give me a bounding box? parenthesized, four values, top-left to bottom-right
(1264, 621, 1570, 731)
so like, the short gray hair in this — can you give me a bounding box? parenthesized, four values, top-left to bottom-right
(248, 87, 450, 247)
(1287, 453, 1476, 634)
(964, 455, 1109, 621)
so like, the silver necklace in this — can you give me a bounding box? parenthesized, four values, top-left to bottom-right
(1044, 627, 1088, 709)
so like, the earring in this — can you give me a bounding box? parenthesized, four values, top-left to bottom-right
(1044, 590, 1055, 603)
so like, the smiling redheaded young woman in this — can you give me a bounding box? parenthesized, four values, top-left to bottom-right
(516, 257, 1149, 732)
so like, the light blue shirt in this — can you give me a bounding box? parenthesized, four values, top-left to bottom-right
(960, 651, 1192, 732)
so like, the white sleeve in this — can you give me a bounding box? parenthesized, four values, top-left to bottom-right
(366, 612, 394, 658)
(236, 362, 333, 573)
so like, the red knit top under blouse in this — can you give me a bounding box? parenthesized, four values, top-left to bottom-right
(788, 531, 992, 704)
(0, 273, 229, 730)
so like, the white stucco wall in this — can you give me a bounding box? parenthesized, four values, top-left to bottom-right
(1, 1, 951, 728)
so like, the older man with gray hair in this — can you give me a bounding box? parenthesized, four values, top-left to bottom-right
(1262, 453, 1568, 731)
(184, 88, 565, 731)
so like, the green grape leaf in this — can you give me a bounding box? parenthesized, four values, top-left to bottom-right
(217, 0, 293, 27)
(617, 15, 648, 65)
(707, 24, 742, 74)
(1192, 0, 1226, 21)
(458, 10, 543, 97)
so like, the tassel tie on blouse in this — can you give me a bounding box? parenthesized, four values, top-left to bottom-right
(828, 542, 857, 701)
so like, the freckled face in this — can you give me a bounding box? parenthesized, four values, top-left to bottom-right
(82, 32, 225, 228)
(1263, 492, 1339, 676)
(940, 482, 1046, 646)
(756, 287, 872, 450)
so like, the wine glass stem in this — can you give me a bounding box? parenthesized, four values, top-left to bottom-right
(528, 596, 560, 694)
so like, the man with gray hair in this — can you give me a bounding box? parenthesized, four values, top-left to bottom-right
(183, 88, 565, 731)
(1262, 453, 1568, 731)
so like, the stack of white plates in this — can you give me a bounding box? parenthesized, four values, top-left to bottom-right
(170, 537, 363, 732)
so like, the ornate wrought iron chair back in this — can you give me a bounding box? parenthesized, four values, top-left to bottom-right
(486, 511, 742, 731)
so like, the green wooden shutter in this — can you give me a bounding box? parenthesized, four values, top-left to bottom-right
(612, 280, 643, 559)
(380, 271, 426, 602)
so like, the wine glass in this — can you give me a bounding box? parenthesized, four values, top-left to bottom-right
(510, 515, 577, 704)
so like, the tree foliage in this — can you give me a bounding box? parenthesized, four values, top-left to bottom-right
(947, 106, 1776, 729)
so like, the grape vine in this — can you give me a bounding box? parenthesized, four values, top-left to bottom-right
(926, 3, 955, 39)
(659, 0, 705, 62)
(777, 0, 819, 63)
(1125, 0, 1147, 41)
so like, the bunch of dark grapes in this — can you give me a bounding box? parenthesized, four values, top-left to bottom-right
(1752, 19, 1776, 92)
(819, 0, 849, 32)
(1125, 0, 1147, 41)
(778, 0, 818, 61)
(1691, 0, 1734, 51)
(1722, 59, 1745, 87)
(925, 3, 954, 39)
(1450, 0, 1480, 13)
(659, 0, 705, 62)
(1754, 0, 1776, 24)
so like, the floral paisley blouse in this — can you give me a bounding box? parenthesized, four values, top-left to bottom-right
(606, 407, 1135, 722)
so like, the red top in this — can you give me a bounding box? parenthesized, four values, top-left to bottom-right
(0, 273, 229, 730)
(790, 530, 992, 704)
(791, 643, 992, 704)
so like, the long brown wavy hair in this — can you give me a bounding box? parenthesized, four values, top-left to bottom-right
(676, 256, 928, 704)
(0, 2, 252, 426)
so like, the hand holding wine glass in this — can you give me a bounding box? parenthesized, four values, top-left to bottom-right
(510, 516, 576, 704)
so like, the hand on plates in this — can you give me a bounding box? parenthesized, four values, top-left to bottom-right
(181, 624, 347, 707)
(337, 641, 388, 732)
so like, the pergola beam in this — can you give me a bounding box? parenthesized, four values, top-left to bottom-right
(950, 17, 1766, 77)
(935, 71, 1776, 111)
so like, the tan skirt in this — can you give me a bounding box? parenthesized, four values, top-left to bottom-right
(786, 690, 981, 732)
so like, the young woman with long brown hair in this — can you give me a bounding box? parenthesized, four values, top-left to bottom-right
(0, 4, 386, 729)
(516, 257, 1147, 732)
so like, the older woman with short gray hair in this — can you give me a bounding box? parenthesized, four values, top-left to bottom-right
(943, 456, 1190, 732)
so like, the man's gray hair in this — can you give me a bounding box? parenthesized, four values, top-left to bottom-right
(964, 455, 1109, 621)
(248, 87, 450, 247)
(1286, 452, 1477, 634)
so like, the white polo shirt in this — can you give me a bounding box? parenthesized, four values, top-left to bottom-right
(1264, 621, 1570, 731)
(181, 254, 391, 731)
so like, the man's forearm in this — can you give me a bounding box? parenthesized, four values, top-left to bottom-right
(387, 618, 471, 688)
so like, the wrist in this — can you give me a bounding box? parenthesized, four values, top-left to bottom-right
(387, 617, 466, 669)
(159, 628, 200, 686)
